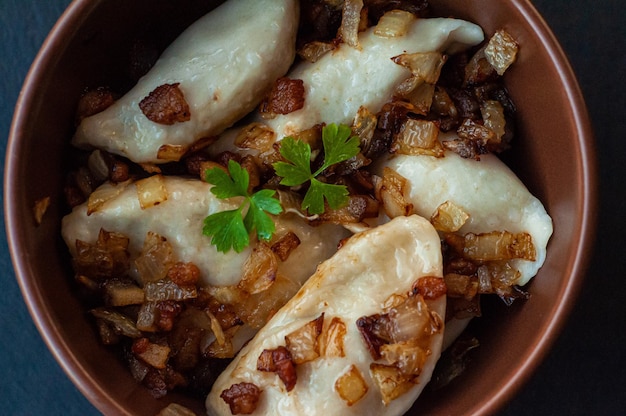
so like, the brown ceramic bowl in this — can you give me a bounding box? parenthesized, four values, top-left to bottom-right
(5, 0, 596, 415)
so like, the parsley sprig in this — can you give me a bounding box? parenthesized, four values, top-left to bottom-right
(202, 123, 359, 253)
(202, 159, 282, 253)
(273, 123, 360, 215)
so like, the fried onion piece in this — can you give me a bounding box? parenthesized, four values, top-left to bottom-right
(335, 364, 368, 406)
(285, 314, 324, 364)
(444, 230, 536, 262)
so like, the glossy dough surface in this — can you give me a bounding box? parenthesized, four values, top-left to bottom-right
(376, 146, 553, 286)
(206, 215, 445, 416)
(210, 17, 484, 155)
(73, 0, 299, 164)
(61, 176, 348, 288)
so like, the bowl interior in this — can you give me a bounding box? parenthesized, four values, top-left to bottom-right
(5, 0, 595, 415)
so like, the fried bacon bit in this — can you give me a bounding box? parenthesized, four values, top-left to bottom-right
(257, 346, 297, 391)
(335, 364, 368, 406)
(167, 262, 200, 286)
(139, 83, 191, 125)
(75, 86, 116, 124)
(259, 77, 305, 117)
(285, 314, 324, 364)
(457, 118, 497, 147)
(412, 276, 447, 300)
(156, 300, 182, 332)
(315, 194, 376, 225)
(220, 382, 262, 415)
(33, 196, 51, 226)
(132, 338, 171, 369)
(270, 231, 301, 261)
(441, 136, 482, 160)
(319, 316, 347, 357)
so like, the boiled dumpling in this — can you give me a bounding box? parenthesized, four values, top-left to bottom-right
(73, 0, 299, 164)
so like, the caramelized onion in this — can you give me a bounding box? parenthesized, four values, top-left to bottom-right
(374, 9, 416, 38)
(144, 280, 197, 302)
(238, 243, 278, 295)
(430, 200, 469, 232)
(319, 316, 347, 358)
(285, 314, 324, 364)
(87, 180, 131, 215)
(234, 122, 276, 152)
(90, 307, 142, 338)
(378, 167, 413, 218)
(484, 29, 519, 76)
(134, 232, 176, 284)
(369, 363, 413, 405)
(392, 52, 447, 84)
(335, 364, 368, 405)
(135, 174, 168, 209)
(298, 41, 335, 63)
(390, 119, 443, 157)
(338, 0, 364, 48)
(445, 230, 536, 262)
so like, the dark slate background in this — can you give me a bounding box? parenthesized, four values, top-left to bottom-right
(1, 0, 624, 414)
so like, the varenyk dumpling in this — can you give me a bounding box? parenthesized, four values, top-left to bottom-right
(206, 215, 446, 416)
(73, 0, 300, 164)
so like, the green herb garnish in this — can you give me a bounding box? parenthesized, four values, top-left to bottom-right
(203, 159, 283, 253)
(273, 123, 360, 215)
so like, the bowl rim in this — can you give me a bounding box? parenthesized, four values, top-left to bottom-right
(464, 0, 598, 414)
(4, 0, 598, 415)
(5, 1, 134, 414)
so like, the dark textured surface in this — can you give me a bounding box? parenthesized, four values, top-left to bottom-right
(1, 0, 624, 415)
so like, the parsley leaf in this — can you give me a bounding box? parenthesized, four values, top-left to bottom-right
(318, 123, 360, 172)
(273, 123, 360, 215)
(203, 160, 283, 253)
